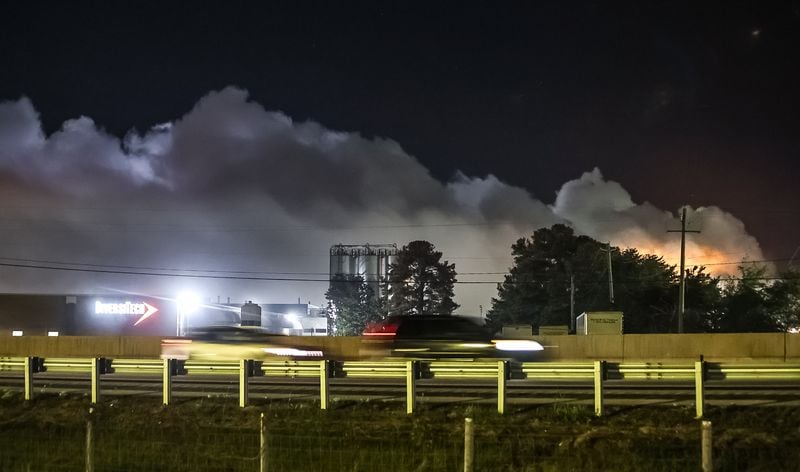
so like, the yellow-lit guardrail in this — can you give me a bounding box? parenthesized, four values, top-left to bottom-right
(340, 360, 409, 378)
(110, 358, 164, 374)
(5, 356, 800, 418)
(43, 358, 96, 373)
(521, 362, 595, 380)
(428, 360, 502, 379)
(711, 364, 800, 381)
(183, 360, 241, 375)
(612, 363, 696, 381)
(261, 360, 323, 378)
(0, 356, 26, 372)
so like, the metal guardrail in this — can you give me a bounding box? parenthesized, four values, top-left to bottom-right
(429, 360, 503, 379)
(521, 362, 595, 379)
(43, 357, 96, 372)
(0, 356, 26, 372)
(184, 360, 241, 375)
(340, 360, 409, 378)
(4, 356, 800, 417)
(109, 358, 164, 374)
(612, 363, 696, 381)
(711, 363, 800, 381)
(261, 360, 323, 378)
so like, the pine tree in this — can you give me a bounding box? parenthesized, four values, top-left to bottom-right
(325, 275, 386, 335)
(387, 240, 459, 315)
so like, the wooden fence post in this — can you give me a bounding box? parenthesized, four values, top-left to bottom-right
(464, 417, 475, 472)
(85, 408, 94, 472)
(260, 412, 268, 472)
(701, 420, 713, 471)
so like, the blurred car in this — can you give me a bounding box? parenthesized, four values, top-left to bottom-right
(360, 315, 543, 360)
(161, 325, 325, 360)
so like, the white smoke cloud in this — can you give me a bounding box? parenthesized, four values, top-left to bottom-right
(551, 168, 764, 267)
(0, 88, 764, 315)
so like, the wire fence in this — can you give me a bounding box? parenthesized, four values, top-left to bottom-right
(1, 405, 799, 471)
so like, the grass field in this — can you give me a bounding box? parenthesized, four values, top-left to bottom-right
(1, 391, 798, 471)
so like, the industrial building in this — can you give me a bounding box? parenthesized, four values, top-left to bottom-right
(329, 243, 397, 296)
(0, 294, 327, 337)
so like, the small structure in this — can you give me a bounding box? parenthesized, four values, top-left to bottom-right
(501, 325, 533, 338)
(261, 303, 327, 336)
(240, 301, 262, 327)
(576, 311, 623, 335)
(538, 325, 570, 336)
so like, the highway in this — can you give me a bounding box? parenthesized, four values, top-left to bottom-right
(2, 372, 799, 407)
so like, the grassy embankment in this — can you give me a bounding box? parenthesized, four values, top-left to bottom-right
(1, 390, 799, 471)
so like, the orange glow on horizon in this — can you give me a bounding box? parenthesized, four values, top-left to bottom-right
(616, 239, 747, 276)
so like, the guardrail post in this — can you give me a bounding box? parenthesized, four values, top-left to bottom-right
(239, 359, 250, 408)
(497, 360, 507, 415)
(24, 356, 35, 401)
(406, 360, 416, 415)
(319, 359, 329, 410)
(701, 420, 713, 471)
(464, 417, 475, 472)
(695, 360, 705, 418)
(593, 360, 605, 416)
(90, 358, 102, 404)
(162, 359, 172, 406)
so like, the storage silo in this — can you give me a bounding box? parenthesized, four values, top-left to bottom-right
(329, 244, 398, 296)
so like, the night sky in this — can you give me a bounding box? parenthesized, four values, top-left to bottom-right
(0, 1, 798, 313)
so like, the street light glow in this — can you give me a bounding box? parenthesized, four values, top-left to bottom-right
(177, 291, 201, 314)
(176, 291, 201, 337)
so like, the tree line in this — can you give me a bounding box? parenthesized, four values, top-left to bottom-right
(325, 225, 800, 335)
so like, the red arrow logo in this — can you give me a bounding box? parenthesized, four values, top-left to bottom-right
(134, 303, 159, 326)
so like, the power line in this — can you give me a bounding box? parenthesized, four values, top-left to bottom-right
(0, 256, 509, 276)
(1, 260, 799, 284)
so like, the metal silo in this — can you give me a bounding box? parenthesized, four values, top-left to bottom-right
(329, 243, 398, 297)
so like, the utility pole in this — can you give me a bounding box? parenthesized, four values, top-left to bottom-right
(569, 274, 576, 333)
(668, 207, 701, 333)
(603, 242, 615, 304)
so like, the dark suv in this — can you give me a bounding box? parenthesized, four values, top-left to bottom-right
(361, 314, 542, 359)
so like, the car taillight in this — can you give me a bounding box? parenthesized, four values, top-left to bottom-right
(363, 322, 398, 336)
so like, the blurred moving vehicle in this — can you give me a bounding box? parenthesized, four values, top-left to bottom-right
(361, 315, 543, 360)
(161, 326, 325, 360)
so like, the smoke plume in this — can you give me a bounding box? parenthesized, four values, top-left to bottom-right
(0, 87, 764, 314)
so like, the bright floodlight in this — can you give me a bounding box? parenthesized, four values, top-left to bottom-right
(47, 331, 59, 337)
(176, 291, 201, 314)
(12, 330, 23, 337)
(494, 340, 544, 352)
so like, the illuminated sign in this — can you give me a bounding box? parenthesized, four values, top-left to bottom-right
(95, 301, 159, 326)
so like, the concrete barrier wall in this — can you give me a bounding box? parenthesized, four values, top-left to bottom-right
(786, 334, 800, 360)
(0, 333, 798, 361)
(532, 335, 624, 361)
(623, 333, 786, 362)
(535, 333, 794, 362)
(0, 336, 162, 358)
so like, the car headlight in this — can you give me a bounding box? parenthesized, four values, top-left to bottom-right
(493, 340, 544, 352)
